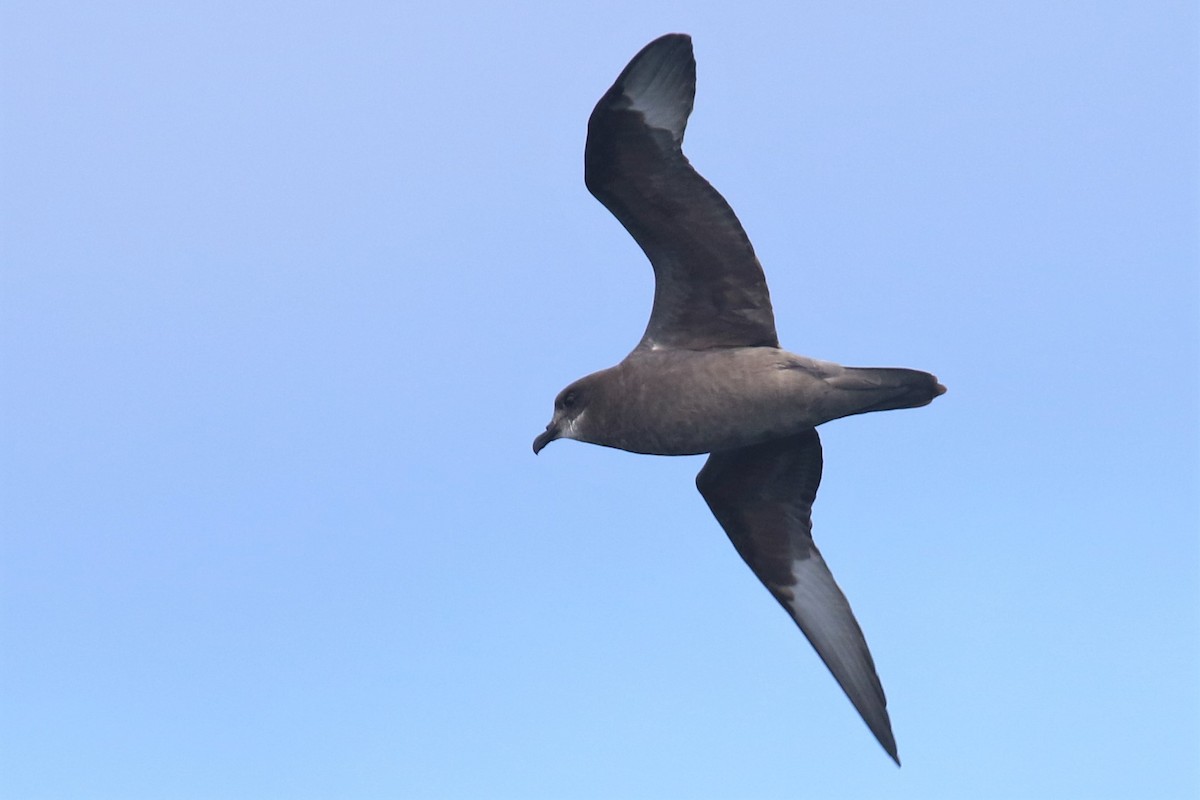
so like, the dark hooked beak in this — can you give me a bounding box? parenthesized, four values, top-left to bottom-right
(532, 423, 559, 455)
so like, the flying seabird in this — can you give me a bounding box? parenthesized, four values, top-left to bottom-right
(533, 33, 944, 765)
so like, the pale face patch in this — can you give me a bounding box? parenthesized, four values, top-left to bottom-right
(562, 408, 588, 440)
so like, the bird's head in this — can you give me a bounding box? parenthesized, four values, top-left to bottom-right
(533, 375, 602, 454)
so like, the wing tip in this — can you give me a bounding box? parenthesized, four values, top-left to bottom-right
(609, 33, 696, 140)
(879, 727, 901, 766)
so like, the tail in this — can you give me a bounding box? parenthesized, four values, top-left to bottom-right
(828, 367, 947, 416)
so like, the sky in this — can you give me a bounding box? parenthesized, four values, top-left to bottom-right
(2, 2, 1197, 798)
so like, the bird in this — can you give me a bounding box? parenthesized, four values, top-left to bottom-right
(532, 33, 944, 765)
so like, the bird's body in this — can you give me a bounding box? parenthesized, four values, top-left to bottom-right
(545, 347, 941, 457)
(533, 33, 944, 764)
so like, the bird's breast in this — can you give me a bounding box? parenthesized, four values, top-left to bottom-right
(590, 348, 835, 456)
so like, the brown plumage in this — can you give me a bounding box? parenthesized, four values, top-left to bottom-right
(534, 34, 945, 764)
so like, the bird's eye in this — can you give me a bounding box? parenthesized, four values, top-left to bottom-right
(562, 390, 577, 409)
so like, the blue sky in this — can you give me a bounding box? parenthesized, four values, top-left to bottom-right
(2, 2, 1197, 798)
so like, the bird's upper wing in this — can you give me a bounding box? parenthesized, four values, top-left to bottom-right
(585, 34, 778, 351)
(696, 430, 899, 764)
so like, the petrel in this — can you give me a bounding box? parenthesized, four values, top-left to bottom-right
(533, 33, 944, 765)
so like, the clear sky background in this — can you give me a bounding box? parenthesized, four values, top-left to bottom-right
(2, 3, 1197, 798)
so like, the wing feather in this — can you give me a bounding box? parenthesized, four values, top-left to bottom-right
(585, 34, 778, 351)
(696, 430, 900, 764)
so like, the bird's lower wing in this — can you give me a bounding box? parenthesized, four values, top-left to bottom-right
(695, 430, 899, 764)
